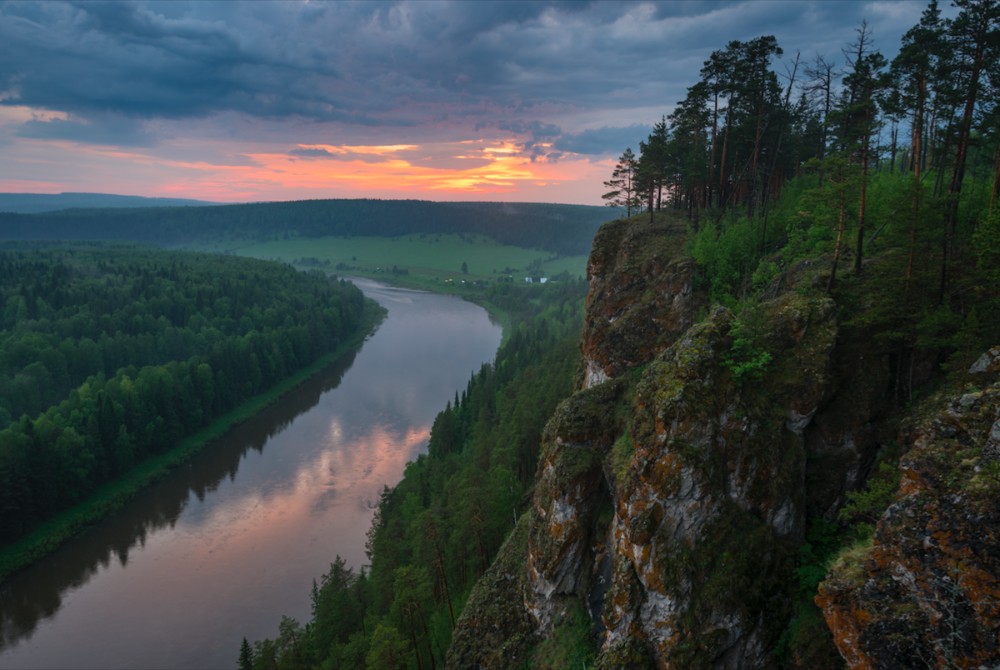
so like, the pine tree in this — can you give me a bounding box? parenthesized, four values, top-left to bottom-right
(238, 637, 253, 670)
(638, 118, 670, 213)
(890, 0, 946, 281)
(940, 0, 1000, 298)
(602, 147, 639, 216)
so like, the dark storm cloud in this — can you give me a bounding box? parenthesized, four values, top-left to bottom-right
(0, 1, 376, 122)
(0, 1, 934, 152)
(496, 120, 562, 141)
(18, 115, 155, 146)
(554, 124, 652, 156)
(493, 120, 563, 160)
(2, 2, 249, 119)
(485, 119, 651, 161)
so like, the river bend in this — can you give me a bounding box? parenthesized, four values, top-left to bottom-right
(0, 278, 502, 670)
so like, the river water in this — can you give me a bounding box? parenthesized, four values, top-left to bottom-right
(0, 278, 501, 670)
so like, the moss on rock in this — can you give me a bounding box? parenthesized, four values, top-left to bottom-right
(446, 517, 537, 670)
(818, 356, 1000, 669)
(582, 215, 702, 385)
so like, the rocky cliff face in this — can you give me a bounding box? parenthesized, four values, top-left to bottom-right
(817, 347, 1000, 669)
(581, 218, 700, 388)
(448, 216, 997, 669)
(594, 296, 836, 668)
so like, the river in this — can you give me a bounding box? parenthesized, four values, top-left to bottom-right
(0, 278, 502, 670)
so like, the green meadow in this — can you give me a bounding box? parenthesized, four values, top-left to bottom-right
(199, 233, 589, 286)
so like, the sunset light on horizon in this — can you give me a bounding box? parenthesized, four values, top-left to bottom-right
(0, 1, 947, 206)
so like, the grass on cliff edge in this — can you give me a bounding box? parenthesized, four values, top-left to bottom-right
(0, 301, 386, 583)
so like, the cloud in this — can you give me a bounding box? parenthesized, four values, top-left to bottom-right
(289, 147, 337, 159)
(1, 1, 927, 138)
(0, 0, 956, 202)
(496, 120, 562, 140)
(554, 124, 652, 157)
(18, 114, 154, 146)
(0, 1, 385, 128)
(490, 119, 562, 160)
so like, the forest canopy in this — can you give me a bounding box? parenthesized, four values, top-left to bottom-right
(0, 243, 369, 544)
(0, 200, 610, 257)
(605, 0, 998, 300)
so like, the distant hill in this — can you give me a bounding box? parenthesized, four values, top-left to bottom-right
(0, 192, 216, 214)
(0, 199, 613, 256)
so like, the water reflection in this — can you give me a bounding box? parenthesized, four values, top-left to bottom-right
(0, 346, 359, 652)
(0, 279, 501, 670)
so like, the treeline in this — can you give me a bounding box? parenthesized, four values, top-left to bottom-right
(0, 192, 212, 214)
(0, 200, 610, 257)
(605, 0, 998, 306)
(0, 243, 368, 543)
(242, 280, 587, 670)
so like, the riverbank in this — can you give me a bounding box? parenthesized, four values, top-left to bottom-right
(0, 300, 386, 584)
(348, 272, 515, 345)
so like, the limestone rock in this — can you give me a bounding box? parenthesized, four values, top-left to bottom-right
(817, 363, 1000, 669)
(526, 379, 629, 631)
(581, 218, 701, 387)
(473, 214, 938, 669)
(596, 295, 839, 668)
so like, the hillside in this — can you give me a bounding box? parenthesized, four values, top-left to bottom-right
(0, 199, 610, 257)
(449, 210, 999, 669)
(0, 192, 215, 213)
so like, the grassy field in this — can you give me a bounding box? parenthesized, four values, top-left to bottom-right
(195, 233, 589, 284)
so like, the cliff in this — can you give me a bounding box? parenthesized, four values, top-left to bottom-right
(447, 214, 999, 669)
(817, 347, 1000, 669)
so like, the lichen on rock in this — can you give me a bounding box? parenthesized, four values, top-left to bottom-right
(581, 218, 701, 387)
(817, 358, 1000, 669)
(446, 516, 537, 670)
(465, 213, 951, 669)
(594, 295, 841, 668)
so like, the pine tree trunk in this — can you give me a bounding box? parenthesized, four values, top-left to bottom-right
(991, 141, 1000, 216)
(941, 33, 987, 301)
(709, 93, 719, 207)
(719, 108, 732, 206)
(748, 103, 765, 218)
(829, 187, 847, 292)
(907, 82, 924, 283)
(855, 91, 872, 275)
(889, 123, 898, 174)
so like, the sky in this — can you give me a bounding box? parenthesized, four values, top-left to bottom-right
(0, 1, 947, 206)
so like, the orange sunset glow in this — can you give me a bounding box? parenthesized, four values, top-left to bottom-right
(1, 133, 612, 204)
(1, 1, 932, 204)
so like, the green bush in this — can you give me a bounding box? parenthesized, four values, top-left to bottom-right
(722, 314, 772, 383)
(838, 461, 901, 538)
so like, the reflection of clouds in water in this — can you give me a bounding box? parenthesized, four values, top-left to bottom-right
(140, 426, 362, 567)
(328, 423, 432, 499)
(349, 296, 498, 422)
(311, 486, 338, 514)
(326, 417, 343, 445)
(0, 279, 501, 670)
(215, 419, 432, 519)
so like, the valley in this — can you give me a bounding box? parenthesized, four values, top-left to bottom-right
(202, 233, 589, 291)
